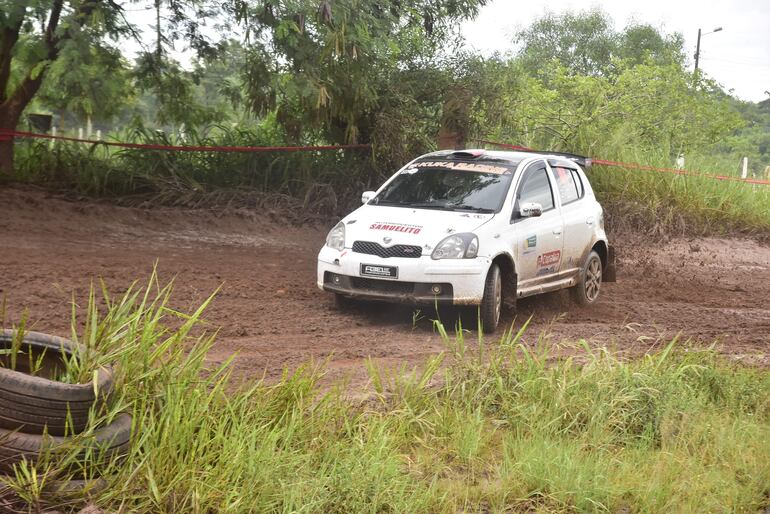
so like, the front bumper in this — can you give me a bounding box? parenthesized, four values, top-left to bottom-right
(317, 246, 489, 305)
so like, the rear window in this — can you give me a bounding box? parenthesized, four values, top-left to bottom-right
(550, 166, 584, 205)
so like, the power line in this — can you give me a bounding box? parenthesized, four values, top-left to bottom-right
(700, 56, 770, 68)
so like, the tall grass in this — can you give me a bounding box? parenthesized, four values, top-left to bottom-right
(585, 146, 770, 237)
(2, 278, 769, 512)
(11, 127, 375, 216)
(13, 128, 770, 236)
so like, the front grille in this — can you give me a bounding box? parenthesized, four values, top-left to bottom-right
(349, 277, 414, 295)
(352, 241, 422, 259)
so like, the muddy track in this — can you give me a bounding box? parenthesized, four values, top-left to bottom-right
(1, 186, 769, 388)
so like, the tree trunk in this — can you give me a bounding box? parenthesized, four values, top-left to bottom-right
(0, 139, 13, 178)
(0, 74, 45, 178)
(0, 112, 18, 178)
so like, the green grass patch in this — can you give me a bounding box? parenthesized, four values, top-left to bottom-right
(2, 278, 769, 513)
(585, 149, 770, 238)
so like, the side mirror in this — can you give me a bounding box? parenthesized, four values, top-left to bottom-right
(519, 202, 543, 218)
(361, 191, 376, 204)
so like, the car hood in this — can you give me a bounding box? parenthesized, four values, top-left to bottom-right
(342, 205, 495, 250)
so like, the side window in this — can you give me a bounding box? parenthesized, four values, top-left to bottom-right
(550, 166, 583, 205)
(516, 166, 554, 215)
(571, 169, 584, 198)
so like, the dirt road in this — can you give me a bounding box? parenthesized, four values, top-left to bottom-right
(2, 186, 769, 387)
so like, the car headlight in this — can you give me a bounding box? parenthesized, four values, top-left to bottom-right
(431, 233, 479, 260)
(326, 222, 345, 251)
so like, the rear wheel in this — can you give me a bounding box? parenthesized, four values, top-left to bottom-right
(479, 263, 502, 333)
(572, 250, 602, 305)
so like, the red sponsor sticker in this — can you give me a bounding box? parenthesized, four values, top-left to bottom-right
(369, 222, 422, 235)
(537, 250, 561, 268)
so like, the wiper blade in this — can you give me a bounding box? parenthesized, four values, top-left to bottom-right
(374, 200, 446, 210)
(374, 199, 431, 207)
(449, 205, 495, 213)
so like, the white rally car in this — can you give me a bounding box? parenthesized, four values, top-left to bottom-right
(317, 149, 616, 332)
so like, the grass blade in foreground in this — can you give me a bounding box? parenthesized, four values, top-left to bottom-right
(1, 277, 769, 513)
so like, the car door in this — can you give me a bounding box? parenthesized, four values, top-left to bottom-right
(547, 162, 592, 277)
(510, 161, 564, 288)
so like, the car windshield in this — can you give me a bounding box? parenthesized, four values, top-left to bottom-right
(371, 165, 514, 213)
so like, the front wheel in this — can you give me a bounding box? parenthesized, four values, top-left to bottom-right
(572, 250, 602, 306)
(479, 263, 502, 333)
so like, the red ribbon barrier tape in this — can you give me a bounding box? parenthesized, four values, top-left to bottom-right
(0, 130, 371, 153)
(476, 139, 770, 187)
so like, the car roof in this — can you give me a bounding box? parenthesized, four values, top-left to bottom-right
(419, 149, 589, 169)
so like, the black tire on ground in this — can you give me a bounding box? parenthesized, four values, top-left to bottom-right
(0, 330, 113, 436)
(0, 412, 132, 474)
(571, 250, 603, 306)
(479, 263, 502, 333)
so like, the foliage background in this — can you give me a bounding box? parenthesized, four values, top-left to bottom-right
(3, 4, 770, 233)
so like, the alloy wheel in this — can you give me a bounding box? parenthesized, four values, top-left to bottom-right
(584, 256, 602, 302)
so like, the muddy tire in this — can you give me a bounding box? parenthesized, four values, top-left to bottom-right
(572, 250, 603, 306)
(0, 412, 132, 474)
(479, 263, 502, 333)
(0, 330, 113, 436)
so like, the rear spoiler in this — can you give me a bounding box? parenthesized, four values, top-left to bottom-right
(545, 153, 592, 169)
(444, 147, 592, 169)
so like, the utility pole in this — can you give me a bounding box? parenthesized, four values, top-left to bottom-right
(694, 27, 723, 74)
(694, 28, 701, 72)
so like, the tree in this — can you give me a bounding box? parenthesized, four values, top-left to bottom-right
(514, 8, 617, 77)
(1, 0, 117, 175)
(616, 23, 685, 68)
(467, 58, 743, 159)
(0, 0, 222, 177)
(514, 8, 685, 78)
(232, 0, 488, 147)
(35, 45, 135, 131)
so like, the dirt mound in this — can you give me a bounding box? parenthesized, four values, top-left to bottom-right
(2, 185, 769, 388)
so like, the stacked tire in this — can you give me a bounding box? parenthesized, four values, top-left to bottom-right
(0, 330, 131, 474)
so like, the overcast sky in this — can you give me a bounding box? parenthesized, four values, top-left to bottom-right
(462, 0, 770, 102)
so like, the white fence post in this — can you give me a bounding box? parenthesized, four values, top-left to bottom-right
(741, 157, 748, 179)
